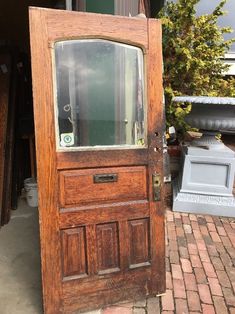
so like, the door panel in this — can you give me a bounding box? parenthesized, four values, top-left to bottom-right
(29, 7, 165, 314)
(61, 227, 88, 279)
(59, 166, 147, 206)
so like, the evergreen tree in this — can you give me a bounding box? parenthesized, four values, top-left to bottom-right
(158, 0, 235, 131)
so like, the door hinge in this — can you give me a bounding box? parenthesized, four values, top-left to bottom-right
(152, 173, 161, 201)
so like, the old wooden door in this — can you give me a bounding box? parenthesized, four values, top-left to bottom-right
(30, 7, 165, 314)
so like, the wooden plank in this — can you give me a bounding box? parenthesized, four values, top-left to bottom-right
(29, 7, 63, 314)
(2, 51, 18, 225)
(0, 52, 11, 224)
(147, 18, 165, 294)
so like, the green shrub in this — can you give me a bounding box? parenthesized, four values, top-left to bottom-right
(158, 0, 235, 132)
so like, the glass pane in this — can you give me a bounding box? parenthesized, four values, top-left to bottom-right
(54, 39, 145, 148)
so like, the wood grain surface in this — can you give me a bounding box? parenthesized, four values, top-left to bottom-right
(30, 7, 165, 314)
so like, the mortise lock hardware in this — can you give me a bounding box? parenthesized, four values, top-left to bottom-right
(152, 173, 161, 201)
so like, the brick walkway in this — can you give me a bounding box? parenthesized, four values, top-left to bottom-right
(87, 209, 235, 314)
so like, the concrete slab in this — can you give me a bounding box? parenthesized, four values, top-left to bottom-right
(0, 198, 42, 314)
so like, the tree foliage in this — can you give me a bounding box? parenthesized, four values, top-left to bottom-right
(158, 0, 235, 131)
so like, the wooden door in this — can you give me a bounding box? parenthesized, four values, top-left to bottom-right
(29, 7, 165, 314)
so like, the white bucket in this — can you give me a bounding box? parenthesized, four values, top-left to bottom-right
(24, 178, 38, 207)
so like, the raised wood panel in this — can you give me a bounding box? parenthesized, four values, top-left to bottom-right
(96, 222, 120, 273)
(59, 166, 147, 206)
(128, 218, 150, 267)
(61, 227, 87, 279)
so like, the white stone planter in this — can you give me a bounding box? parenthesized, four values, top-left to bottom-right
(172, 96, 235, 217)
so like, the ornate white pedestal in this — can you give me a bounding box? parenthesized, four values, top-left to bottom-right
(172, 96, 235, 217)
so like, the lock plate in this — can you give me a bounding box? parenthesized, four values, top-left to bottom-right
(152, 173, 161, 201)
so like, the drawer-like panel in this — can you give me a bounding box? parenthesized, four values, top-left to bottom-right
(59, 166, 147, 206)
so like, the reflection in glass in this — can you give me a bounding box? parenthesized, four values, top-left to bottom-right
(54, 39, 145, 148)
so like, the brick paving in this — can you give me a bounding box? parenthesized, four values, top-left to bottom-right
(86, 208, 235, 314)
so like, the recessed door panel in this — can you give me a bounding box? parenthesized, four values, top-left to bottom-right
(30, 7, 165, 314)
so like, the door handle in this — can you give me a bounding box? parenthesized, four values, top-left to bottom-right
(93, 173, 118, 183)
(152, 174, 161, 201)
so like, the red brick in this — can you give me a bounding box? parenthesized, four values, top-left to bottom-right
(195, 267, 207, 284)
(188, 244, 198, 255)
(207, 245, 219, 257)
(229, 308, 235, 314)
(227, 233, 235, 246)
(103, 307, 132, 314)
(193, 230, 203, 240)
(221, 236, 232, 247)
(213, 296, 229, 314)
(210, 232, 221, 242)
(198, 284, 212, 304)
(176, 227, 185, 237)
(184, 273, 197, 291)
(169, 240, 178, 251)
(222, 222, 233, 234)
(170, 250, 180, 264)
(216, 226, 226, 236)
(161, 312, 174, 314)
(146, 297, 160, 314)
(196, 239, 207, 251)
(166, 257, 170, 272)
(175, 298, 189, 314)
(215, 242, 226, 254)
(168, 230, 177, 241)
(216, 270, 232, 288)
(211, 256, 224, 271)
(187, 291, 201, 312)
(191, 221, 200, 230)
(220, 253, 233, 267)
(199, 250, 210, 263)
(203, 262, 217, 278)
(189, 214, 197, 221)
(182, 216, 190, 224)
(172, 264, 183, 280)
(200, 225, 209, 236)
(174, 212, 181, 219)
(208, 277, 223, 296)
(167, 212, 174, 222)
(181, 258, 193, 273)
(190, 255, 202, 268)
(166, 271, 173, 290)
(227, 247, 235, 259)
(222, 287, 235, 307)
(179, 247, 189, 259)
(202, 304, 215, 314)
(205, 216, 214, 223)
(173, 279, 186, 298)
(184, 224, 192, 234)
(161, 290, 174, 311)
(207, 223, 216, 232)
